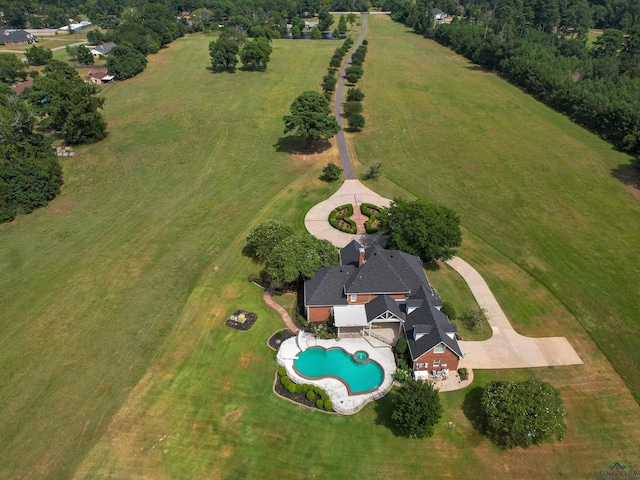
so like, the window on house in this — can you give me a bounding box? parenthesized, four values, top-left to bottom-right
(433, 359, 441, 367)
(350, 294, 357, 302)
(434, 345, 445, 354)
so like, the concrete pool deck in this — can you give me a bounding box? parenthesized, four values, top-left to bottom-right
(276, 334, 396, 415)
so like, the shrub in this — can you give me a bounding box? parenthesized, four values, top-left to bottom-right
(441, 301, 457, 320)
(346, 72, 360, 84)
(362, 39, 368, 45)
(287, 383, 297, 393)
(343, 101, 363, 119)
(301, 384, 310, 393)
(324, 400, 333, 410)
(328, 204, 357, 234)
(306, 390, 316, 401)
(313, 386, 322, 394)
(277, 367, 286, 377)
(347, 113, 365, 131)
(395, 337, 408, 355)
(316, 399, 324, 408)
(346, 88, 365, 102)
(363, 162, 382, 180)
(321, 162, 342, 182)
(280, 375, 290, 385)
(461, 308, 487, 329)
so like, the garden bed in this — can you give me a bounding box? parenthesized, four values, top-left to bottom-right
(273, 371, 335, 413)
(328, 203, 357, 234)
(225, 310, 258, 331)
(267, 329, 296, 350)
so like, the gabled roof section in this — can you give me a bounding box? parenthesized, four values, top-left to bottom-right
(404, 304, 463, 360)
(340, 240, 363, 267)
(304, 265, 354, 306)
(92, 42, 116, 55)
(365, 294, 404, 322)
(344, 247, 411, 294)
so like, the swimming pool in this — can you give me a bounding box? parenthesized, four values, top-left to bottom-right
(293, 347, 384, 395)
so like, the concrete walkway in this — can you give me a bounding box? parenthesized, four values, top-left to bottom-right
(304, 181, 583, 370)
(446, 257, 583, 368)
(263, 288, 299, 334)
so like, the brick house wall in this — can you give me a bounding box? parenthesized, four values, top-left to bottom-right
(412, 347, 459, 372)
(347, 293, 406, 304)
(307, 306, 332, 322)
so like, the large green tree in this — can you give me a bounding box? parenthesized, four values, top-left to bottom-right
(481, 380, 567, 449)
(240, 37, 272, 71)
(209, 37, 240, 72)
(0, 88, 62, 223)
(263, 234, 339, 287)
(391, 378, 443, 438)
(24, 46, 53, 66)
(380, 198, 462, 262)
(29, 61, 106, 145)
(283, 91, 340, 147)
(106, 44, 147, 80)
(245, 220, 293, 262)
(0, 53, 27, 84)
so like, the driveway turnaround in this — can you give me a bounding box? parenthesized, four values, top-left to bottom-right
(446, 256, 583, 368)
(304, 179, 390, 247)
(305, 181, 583, 370)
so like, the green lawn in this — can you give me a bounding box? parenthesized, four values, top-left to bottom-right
(356, 16, 640, 401)
(0, 34, 339, 479)
(1, 20, 640, 480)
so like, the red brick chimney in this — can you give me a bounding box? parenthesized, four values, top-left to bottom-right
(358, 247, 365, 266)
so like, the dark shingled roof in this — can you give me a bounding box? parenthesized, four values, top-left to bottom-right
(404, 304, 462, 360)
(304, 265, 354, 306)
(344, 247, 412, 294)
(305, 240, 462, 361)
(340, 240, 365, 267)
(365, 294, 404, 322)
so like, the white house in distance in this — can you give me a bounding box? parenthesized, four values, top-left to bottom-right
(58, 21, 92, 33)
(432, 8, 447, 21)
(90, 43, 116, 57)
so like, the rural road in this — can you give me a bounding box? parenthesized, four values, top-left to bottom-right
(333, 14, 368, 180)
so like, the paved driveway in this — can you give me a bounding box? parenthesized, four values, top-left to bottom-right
(305, 180, 583, 369)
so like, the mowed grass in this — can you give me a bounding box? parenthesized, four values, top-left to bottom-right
(356, 16, 640, 400)
(0, 35, 339, 479)
(71, 22, 640, 478)
(2, 23, 640, 479)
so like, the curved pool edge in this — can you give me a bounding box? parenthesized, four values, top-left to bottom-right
(292, 345, 384, 396)
(276, 335, 396, 415)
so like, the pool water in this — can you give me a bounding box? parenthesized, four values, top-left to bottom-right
(294, 347, 384, 394)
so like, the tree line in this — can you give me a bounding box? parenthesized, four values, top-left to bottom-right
(386, 0, 640, 154)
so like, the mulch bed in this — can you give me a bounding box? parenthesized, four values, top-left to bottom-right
(225, 310, 257, 331)
(268, 329, 296, 350)
(273, 375, 335, 413)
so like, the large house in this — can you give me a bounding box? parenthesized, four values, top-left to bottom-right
(0, 30, 37, 45)
(304, 240, 463, 378)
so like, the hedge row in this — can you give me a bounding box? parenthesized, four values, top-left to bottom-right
(360, 202, 382, 234)
(278, 371, 333, 411)
(329, 203, 357, 234)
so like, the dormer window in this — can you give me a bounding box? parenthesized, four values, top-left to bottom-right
(350, 294, 357, 302)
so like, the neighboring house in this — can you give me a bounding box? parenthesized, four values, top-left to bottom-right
(0, 29, 37, 45)
(11, 79, 34, 95)
(304, 240, 463, 377)
(86, 69, 114, 84)
(58, 21, 92, 33)
(90, 42, 116, 57)
(432, 8, 447, 21)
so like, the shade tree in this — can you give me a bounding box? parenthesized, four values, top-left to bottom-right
(240, 37, 272, 71)
(380, 198, 462, 262)
(391, 378, 443, 438)
(283, 90, 340, 147)
(481, 380, 567, 449)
